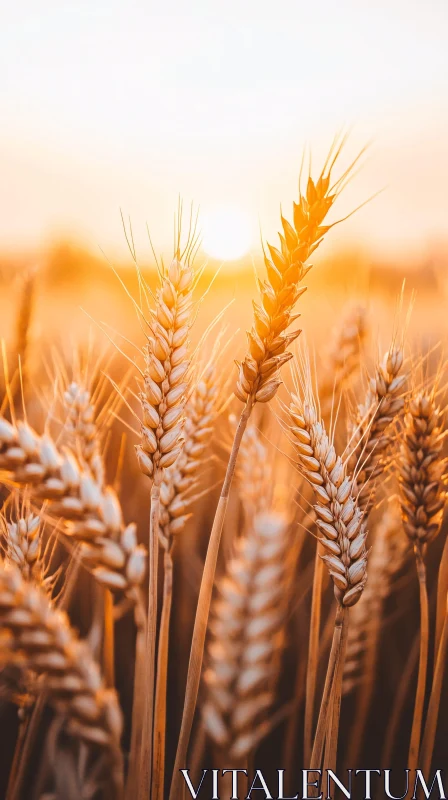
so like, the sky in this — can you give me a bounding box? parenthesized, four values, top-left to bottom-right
(1, 0, 448, 261)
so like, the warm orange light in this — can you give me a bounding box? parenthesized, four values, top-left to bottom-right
(202, 207, 253, 261)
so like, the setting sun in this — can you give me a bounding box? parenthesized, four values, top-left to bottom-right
(202, 206, 253, 261)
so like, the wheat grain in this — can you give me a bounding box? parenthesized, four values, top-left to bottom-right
(202, 510, 290, 761)
(235, 164, 342, 407)
(2, 511, 43, 583)
(137, 254, 196, 483)
(64, 381, 105, 488)
(397, 387, 447, 771)
(0, 559, 124, 794)
(135, 248, 197, 800)
(0, 417, 146, 596)
(319, 304, 368, 420)
(349, 346, 406, 514)
(398, 390, 447, 548)
(159, 364, 220, 551)
(289, 392, 368, 608)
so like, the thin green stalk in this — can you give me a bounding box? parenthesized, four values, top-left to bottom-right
(139, 482, 161, 800)
(152, 549, 174, 800)
(169, 400, 253, 800)
(408, 546, 429, 772)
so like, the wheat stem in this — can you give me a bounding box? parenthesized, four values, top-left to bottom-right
(152, 548, 173, 800)
(323, 607, 349, 774)
(310, 604, 344, 770)
(409, 546, 429, 772)
(6, 716, 29, 800)
(126, 592, 147, 798)
(435, 536, 448, 659)
(381, 634, 419, 766)
(169, 400, 252, 800)
(304, 545, 324, 765)
(420, 592, 448, 775)
(103, 589, 115, 688)
(138, 482, 161, 799)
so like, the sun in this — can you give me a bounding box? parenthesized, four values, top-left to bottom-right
(202, 206, 253, 261)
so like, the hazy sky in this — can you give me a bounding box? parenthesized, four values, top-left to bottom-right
(2, 0, 448, 259)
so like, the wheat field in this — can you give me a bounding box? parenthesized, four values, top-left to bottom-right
(0, 147, 447, 800)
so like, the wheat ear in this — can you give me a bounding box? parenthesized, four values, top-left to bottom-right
(135, 251, 196, 800)
(202, 510, 291, 761)
(319, 304, 368, 421)
(303, 304, 367, 764)
(397, 389, 447, 772)
(2, 510, 44, 584)
(0, 417, 146, 597)
(0, 559, 124, 798)
(349, 345, 406, 514)
(152, 365, 220, 800)
(64, 381, 105, 489)
(169, 151, 349, 800)
(288, 384, 369, 772)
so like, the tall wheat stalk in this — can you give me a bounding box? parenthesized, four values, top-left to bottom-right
(136, 250, 196, 799)
(152, 365, 220, 800)
(169, 149, 350, 800)
(420, 591, 448, 775)
(289, 381, 369, 772)
(304, 304, 367, 765)
(397, 389, 447, 772)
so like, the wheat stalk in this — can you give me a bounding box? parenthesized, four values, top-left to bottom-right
(0, 558, 124, 798)
(169, 148, 352, 799)
(288, 379, 369, 773)
(303, 304, 367, 764)
(134, 249, 197, 800)
(152, 364, 220, 800)
(397, 388, 447, 771)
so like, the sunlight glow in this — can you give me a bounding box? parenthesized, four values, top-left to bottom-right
(202, 207, 253, 261)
